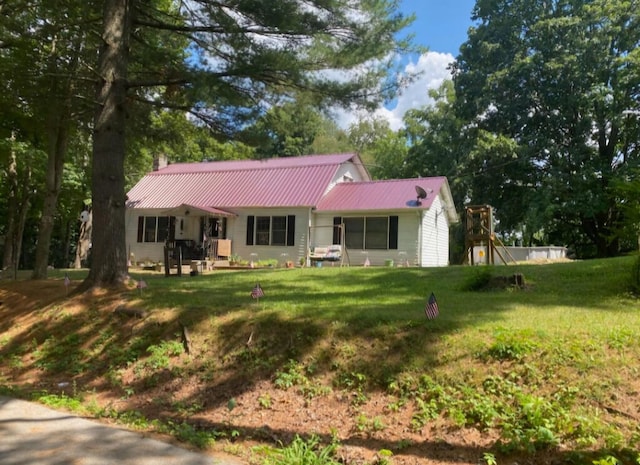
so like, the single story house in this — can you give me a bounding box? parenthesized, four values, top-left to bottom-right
(125, 153, 458, 267)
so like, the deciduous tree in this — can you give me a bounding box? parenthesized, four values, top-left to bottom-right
(347, 117, 407, 179)
(452, 0, 640, 257)
(403, 80, 471, 209)
(0, 0, 101, 277)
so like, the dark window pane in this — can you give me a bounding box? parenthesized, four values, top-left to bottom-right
(137, 217, 144, 243)
(271, 216, 286, 245)
(365, 217, 388, 249)
(389, 216, 398, 249)
(286, 215, 295, 246)
(333, 217, 342, 244)
(344, 217, 364, 249)
(168, 216, 176, 241)
(256, 216, 270, 245)
(157, 217, 169, 242)
(144, 217, 157, 242)
(246, 216, 255, 245)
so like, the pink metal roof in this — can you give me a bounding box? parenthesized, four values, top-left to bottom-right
(315, 177, 447, 212)
(127, 153, 364, 209)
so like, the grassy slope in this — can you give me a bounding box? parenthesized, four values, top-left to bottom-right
(1, 257, 639, 464)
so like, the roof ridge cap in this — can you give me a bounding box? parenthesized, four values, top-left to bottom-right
(152, 161, 347, 175)
(348, 176, 443, 185)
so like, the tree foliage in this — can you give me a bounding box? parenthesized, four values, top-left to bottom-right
(403, 81, 471, 209)
(241, 100, 325, 158)
(347, 117, 407, 179)
(1, 0, 103, 275)
(452, 0, 640, 257)
(126, 111, 255, 190)
(124, 0, 415, 137)
(309, 118, 353, 155)
(4, 0, 412, 281)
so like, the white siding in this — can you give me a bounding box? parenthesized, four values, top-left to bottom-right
(420, 195, 450, 267)
(324, 161, 368, 194)
(125, 208, 210, 263)
(126, 207, 311, 265)
(125, 208, 167, 263)
(396, 212, 421, 266)
(312, 211, 422, 267)
(229, 208, 311, 264)
(125, 188, 454, 268)
(309, 214, 337, 247)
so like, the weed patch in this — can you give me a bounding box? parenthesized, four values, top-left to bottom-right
(261, 435, 341, 465)
(482, 329, 538, 361)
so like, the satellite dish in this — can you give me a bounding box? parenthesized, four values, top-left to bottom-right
(79, 211, 90, 223)
(415, 185, 428, 205)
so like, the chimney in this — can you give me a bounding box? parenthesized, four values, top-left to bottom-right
(153, 154, 168, 171)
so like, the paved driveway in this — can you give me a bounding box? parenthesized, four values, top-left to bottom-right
(0, 396, 241, 465)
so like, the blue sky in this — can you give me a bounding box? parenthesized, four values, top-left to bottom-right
(400, 0, 477, 55)
(334, 1, 477, 129)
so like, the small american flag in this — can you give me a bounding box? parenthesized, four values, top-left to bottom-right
(137, 279, 148, 290)
(64, 274, 70, 287)
(425, 292, 439, 320)
(251, 283, 264, 299)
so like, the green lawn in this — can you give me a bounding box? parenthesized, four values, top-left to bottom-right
(2, 256, 639, 464)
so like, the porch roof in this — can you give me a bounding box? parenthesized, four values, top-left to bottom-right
(160, 204, 236, 217)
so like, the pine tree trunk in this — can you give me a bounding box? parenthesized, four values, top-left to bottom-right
(15, 176, 31, 271)
(83, 0, 132, 288)
(3, 138, 18, 270)
(31, 31, 82, 279)
(31, 125, 68, 278)
(2, 135, 32, 274)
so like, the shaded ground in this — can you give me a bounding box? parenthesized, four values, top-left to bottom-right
(0, 277, 636, 465)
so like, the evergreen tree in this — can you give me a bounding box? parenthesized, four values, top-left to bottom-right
(88, 0, 416, 286)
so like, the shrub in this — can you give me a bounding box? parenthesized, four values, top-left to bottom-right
(462, 267, 494, 291)
(483, 330, 538, 361)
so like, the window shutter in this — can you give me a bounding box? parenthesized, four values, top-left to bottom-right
(389, 216, 398, 249)
(246, 216, 254, 245)
(287, 215, 295, 246)
(333, 217, 342, 244)
(168, 216, 176, 241)
(137, 216, 144, 242)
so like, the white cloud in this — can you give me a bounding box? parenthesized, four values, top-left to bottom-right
(333, 51, 455, 131)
